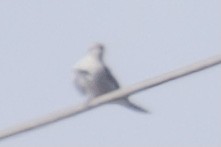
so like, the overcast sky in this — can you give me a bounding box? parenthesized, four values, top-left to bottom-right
(0, 0, 220, 146)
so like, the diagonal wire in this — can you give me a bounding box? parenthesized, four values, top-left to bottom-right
(0, 54, 221, 140)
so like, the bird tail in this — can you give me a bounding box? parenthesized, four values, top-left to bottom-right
(116, 98, 148, 113)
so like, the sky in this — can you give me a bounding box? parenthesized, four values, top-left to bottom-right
(0, 0, 220, 146)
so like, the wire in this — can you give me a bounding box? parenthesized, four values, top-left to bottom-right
(0, 54, 221, 140)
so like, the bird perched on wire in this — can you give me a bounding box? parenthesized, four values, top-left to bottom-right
(72, 43, 147, 113)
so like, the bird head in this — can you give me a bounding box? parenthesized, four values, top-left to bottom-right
(88, 43, 105, 60)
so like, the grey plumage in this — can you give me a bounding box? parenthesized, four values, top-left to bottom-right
(73, 43, 147, 113)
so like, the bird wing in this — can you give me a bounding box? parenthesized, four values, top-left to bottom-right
(103, 66, 120, 89)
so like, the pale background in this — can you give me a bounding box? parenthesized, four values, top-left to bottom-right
(0, 0, 220, 146)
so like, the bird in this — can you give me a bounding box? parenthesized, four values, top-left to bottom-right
(72, 43, 147, 113)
